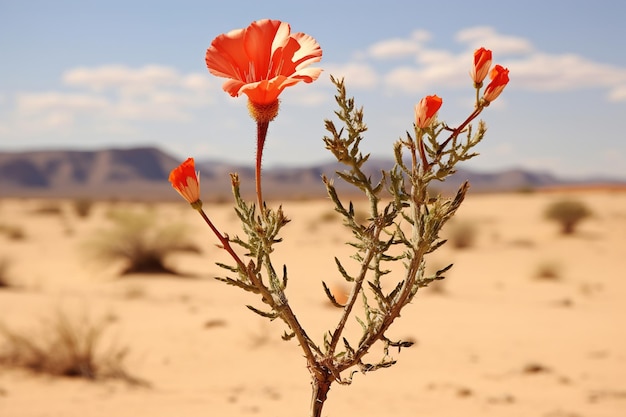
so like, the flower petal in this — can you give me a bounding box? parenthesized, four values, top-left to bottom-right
(205, 19, 322, 106)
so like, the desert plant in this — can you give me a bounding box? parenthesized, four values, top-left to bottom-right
(447, 219, 478, 249)
(0, 309, 141, 383)
(73, 198, 94, 218)
(534, 259, 562, 281)
(545, 199, 592, 234)
(168, 20, 509, 417)
(87, 210, 200, 275)
(0, 223, 26, 241)
(32, 202, 64, 216)
(0, 258, 12, 288)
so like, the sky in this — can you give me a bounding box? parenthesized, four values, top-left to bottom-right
(1, 0, 625, 180)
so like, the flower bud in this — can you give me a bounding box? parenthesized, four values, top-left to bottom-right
(470, 47, 492, 85)
(415, 95, 443, 128)
(483, 65, 510, 103)
(169, 158, 201, 206)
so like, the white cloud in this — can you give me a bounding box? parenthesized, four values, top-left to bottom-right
(16, 92, 109, 113)
(368, 30, 431, 59)
(0, 63, 332, 142)
(339, 25, 626, 101)
(182, 73, 213, 91)
(1, 65, 220, 137)
(322, 63, 379, 89)
(63, 65, 184, 92)
(288, 89, 327, 106)
(455, 26, 534, 55)
(383, 56, 467, 93)
(504, 53, 626, 93)
(11, 92, 110, 133)
(608, 85, 626, 102)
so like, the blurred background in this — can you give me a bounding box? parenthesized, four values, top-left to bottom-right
(1, 0, 625, 181)
(1, 2, 625, 417)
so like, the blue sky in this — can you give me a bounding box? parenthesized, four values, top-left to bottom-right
(1, 0, 625, 179)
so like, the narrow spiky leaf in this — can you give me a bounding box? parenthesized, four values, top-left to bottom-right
(322, 281, 345, 308)
(246, 305, 278, 320)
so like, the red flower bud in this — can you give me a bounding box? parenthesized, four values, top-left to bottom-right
(470, 47, 492, 84)
(169, 158, 201, 205)
(483, 65, 510, 103)
(415, 95, 443, 128)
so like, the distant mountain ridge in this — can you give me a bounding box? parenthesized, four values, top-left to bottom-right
(0, 147, 623, 200)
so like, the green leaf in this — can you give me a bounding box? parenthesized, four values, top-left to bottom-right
(322, 281, 345, 308)
(246, 305, 278, 320)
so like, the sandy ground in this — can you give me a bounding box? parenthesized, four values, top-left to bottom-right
(0, 190, 625, 417)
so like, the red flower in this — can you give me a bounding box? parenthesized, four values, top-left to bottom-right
(483, 65, 510, 103)
(169, 158, 201, 205)
(415, 95, 443, 128)
(470, 47, 492, 84)
(205, 19, 323, 107)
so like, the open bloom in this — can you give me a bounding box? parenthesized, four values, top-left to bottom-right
(169, 158, 201, 205)
(483, 65, 510, 103)
(470, 47, 492, 84)
(415, 95, 443, 128)
(205, 19, 323, 110)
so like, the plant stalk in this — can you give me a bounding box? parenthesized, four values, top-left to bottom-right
(256, 121, 270, 212)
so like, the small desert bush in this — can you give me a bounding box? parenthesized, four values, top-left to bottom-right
(0, 258, 12, 288)
(32, 202, 64, 216)
(0, 309, 140, 383)
(73, 198, 94, 218)
(319, 210, 338, 223)
(0, 223, 25, 241)
(545, 199, 591, 235)
(534, 260, 562, 281)
(447, 220, 477, 249)
(88, 210, 200, 275)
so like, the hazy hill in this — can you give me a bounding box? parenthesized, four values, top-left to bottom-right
(0, 147, 623, 201)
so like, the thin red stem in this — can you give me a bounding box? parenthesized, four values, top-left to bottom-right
(197, 208, 246, 271)
(256, 121, 270, 211)
(435, 106, 483, 159)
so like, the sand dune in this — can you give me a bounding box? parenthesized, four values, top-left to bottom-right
(0, 190, 625, 416)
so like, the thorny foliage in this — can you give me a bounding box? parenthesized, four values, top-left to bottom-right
(214, 76, 488, 385)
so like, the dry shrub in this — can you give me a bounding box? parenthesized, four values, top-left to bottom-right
(73, 198, 94, 218)
(545, 199, 592, 235)
(447, 220, 477, 249)
(319, 210, 338, 223)
(0, 223, 26, 241)
(0, 223, 24, 240)
(0, 258, 12, 288)
(0, 309, 142, 384)
(534, 260, 562, 281)
(32, 202, 64, 216)
(87, 210, 200, 275)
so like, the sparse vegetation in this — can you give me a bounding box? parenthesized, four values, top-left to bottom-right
(0, 258, 13, 288)
(545, 199, 592, 235)
(0, 223, 26, 241)
(87, 210, 200, 275)
(32, 202, 64, 216)
(534, 260, 562, 281)
(447, 220, 478, 249)
(0, 309, 142, 384)
(318, 210, 338, 223)
(73, 198, 94, 218)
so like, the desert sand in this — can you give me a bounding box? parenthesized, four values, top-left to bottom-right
(0, 189, 625, 417)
